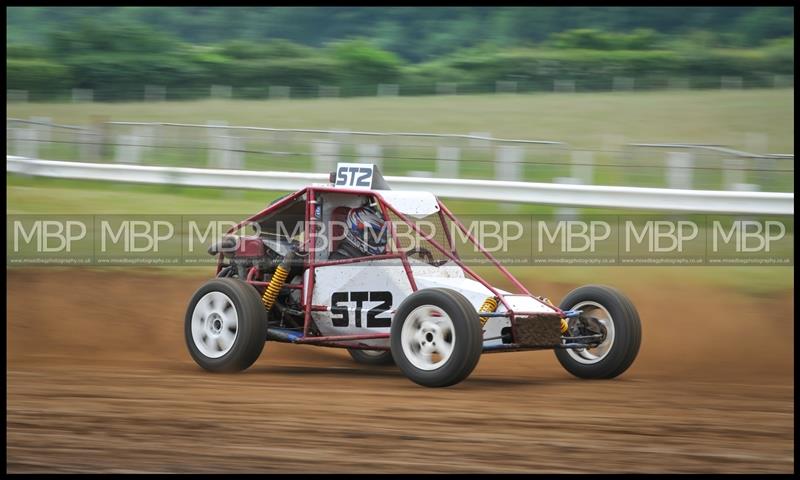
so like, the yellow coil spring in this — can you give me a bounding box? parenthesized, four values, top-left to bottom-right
(478, 297, 499, 326)
(261, 265, 289, 310)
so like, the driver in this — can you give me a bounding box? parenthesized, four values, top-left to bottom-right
(328, 205, 388, 261)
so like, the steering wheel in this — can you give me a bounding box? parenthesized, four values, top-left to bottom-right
(407, 247, 434, 264)
(407, 247, 451, 267)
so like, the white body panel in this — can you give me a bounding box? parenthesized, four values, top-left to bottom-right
(306, 259, 558, 348)
(375, 190, 440, 218)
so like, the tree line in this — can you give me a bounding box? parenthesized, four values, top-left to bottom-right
(6, 7, 794, 101)
(8, 7, 794, 61)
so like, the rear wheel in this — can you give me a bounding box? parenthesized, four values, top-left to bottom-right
(185, 278, 267, 373)
(348, 349, 395, 366)
(555, 285, 641, 379)
(391, 288, 482, 387)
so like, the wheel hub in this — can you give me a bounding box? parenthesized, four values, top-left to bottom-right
(191, 291, 239, 359)
(207, 313, 223, 335)
(565, 301, 615, 365)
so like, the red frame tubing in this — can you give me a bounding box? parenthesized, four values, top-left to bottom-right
(218, 188, 308, 275)
(221, 185, 564, 344)
(437, 208, 459, 259)
(296, 333, 391, 343)
(303, 189, 317, 337)
(380, 199, 516, 314)
(375, 195, 418, 292)
(437, 200, 563, 315)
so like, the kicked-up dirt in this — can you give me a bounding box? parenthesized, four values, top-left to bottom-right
(6, 269, 794, 473)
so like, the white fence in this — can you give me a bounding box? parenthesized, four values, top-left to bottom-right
(7, 118, 795, 194)
(6, 76, 794, 103)
(7, 156, 793, 214)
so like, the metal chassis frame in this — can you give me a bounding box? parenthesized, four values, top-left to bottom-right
(218, 185, 571, 352)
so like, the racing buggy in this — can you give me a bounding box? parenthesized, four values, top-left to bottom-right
(185, 163, 641, 387)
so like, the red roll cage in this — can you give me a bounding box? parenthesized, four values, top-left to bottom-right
(217, 185, 564, 349)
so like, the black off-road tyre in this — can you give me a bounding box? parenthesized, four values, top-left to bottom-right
(555, 285, 641, 379)
(391, 288, 483, 388)
(348, 349, 395, 366)
(185, 278, 268, 373)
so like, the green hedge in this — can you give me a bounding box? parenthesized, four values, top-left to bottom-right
(7, 59, 72, 92)
(6, 39, 794, 101)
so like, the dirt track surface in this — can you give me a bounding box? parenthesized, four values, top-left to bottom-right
(7, 270, 794, 473)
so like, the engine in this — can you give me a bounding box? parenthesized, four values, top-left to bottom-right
(208, 234, 305, 328)
(208, 235, 288, 279)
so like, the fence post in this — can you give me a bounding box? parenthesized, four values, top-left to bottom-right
(210, 85, 232, 99)
(495, 81, 517, 94)
(553, 177, 582, 219)
(144, 85, 166, 102)
(720, 76, 742, 89)
(745, 133, 772, 188)
(133, 125, 156, 162)
(207, 121, 228, 168)
(319, 86, 340, 98)
(437, 146, 460, 178)
(668, 78, 690, 90)
(313, 140, 340, 174)
(30, 117, 52, 144)
(377, 84, 399, 97)
(754, 155, 777, 191)
(269, 86, 291, 99)
(571, 150, 594, 185)
(436, 83, 457, 95)
(553, 80, 575, 93)
(356, 144, 382, 170)
(495, 145, 522, 181)
(90, 115, 110, 161)
(14, 128, 39, 158)
(226, 136, 245, 170)
(72, 89, 93, 103)
(666, 151, 693, 189)
(114, 134, 143, 164)
(79, 129, 101, 162)
(613, 77, 635, 91)
(7, 90, 28, 103)
(722, 158, 747, 190)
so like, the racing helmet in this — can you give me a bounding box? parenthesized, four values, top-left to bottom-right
(344, 205, 387, 255)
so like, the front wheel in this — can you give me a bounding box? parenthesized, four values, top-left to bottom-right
(185, 278, 267, 373)
(391, 288, 483, 388)
(555, 285, 641, 379)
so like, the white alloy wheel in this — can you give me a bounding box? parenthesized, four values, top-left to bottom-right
(191, 291, 239, 358)
(565, 300, 615, 365)
(400, 304, 456, 371)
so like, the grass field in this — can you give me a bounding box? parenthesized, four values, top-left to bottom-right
(7, 89, 795, 152)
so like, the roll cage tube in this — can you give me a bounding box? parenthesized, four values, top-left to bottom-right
(221, 185, 562, 342)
